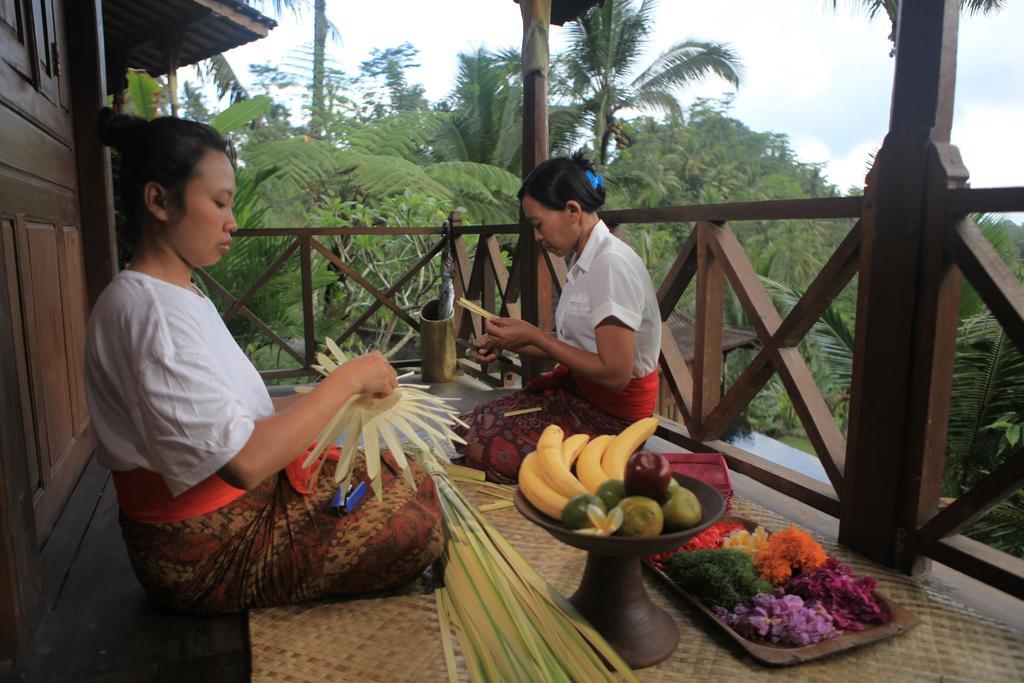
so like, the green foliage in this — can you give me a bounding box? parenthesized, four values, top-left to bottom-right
(356, 43, 430, 119)
(200, 167, 334, 364)
(343, 110, 451, 160)
(307, 190, 453, 356)
(179, 81, 212, 123)
(946, 313, 1024, 492)
(194, 53, 249, 104)
(433, 48, 523, 173)
(425, 161, 520, 225)
(243, 113, 520, 225)
(124, 69, 164, 120)
(210, 95, 274, 134)
(563, 0, 741, 163)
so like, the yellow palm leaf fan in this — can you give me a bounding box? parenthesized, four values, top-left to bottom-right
(300, 338, 467, 499)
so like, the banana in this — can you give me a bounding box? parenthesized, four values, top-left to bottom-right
(537, 424, 588, 498)
(576, 434, 614, 493)
(601, 416, 660, 480)
(561, 433, 591, 470)
(519, 451, 569, 519)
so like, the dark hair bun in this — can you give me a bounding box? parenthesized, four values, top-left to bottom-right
(97, 107, 147, 151)
(517, 150, 606, 213)
(571, 149, 597, 174)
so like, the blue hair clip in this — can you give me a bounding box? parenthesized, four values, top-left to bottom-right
(585, 169, 604, 191)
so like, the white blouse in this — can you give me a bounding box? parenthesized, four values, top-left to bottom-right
(84, 270, 274, 496)
(554, 220, 662, 376)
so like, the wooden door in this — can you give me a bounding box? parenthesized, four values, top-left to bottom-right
(0, 0, 93, 543)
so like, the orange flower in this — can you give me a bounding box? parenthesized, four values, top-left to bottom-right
(753, 526, 828, 584)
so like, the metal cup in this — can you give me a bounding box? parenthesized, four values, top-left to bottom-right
(419, 298, 456, 383)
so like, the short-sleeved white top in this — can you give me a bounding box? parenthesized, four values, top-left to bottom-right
(555, 219, 662, 376)
(84, 270, 273, 497)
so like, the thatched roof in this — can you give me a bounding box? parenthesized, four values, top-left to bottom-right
(103, 0, 276, 91)
(513, 0, 604, 26)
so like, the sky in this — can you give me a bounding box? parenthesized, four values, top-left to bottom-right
(221, 0, 1023, 215)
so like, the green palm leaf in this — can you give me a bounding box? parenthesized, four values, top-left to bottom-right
(632, 41, 742, 93)
(336, 151, 452, 200)
(210, 95, 273, 134)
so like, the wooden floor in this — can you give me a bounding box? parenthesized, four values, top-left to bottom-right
(3, 374, 1020, 681)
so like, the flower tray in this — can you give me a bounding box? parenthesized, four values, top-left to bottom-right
(643, 515, 918, 666)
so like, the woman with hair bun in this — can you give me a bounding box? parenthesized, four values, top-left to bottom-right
(456, 152, 662, 483)
(84, 109, 441, 614)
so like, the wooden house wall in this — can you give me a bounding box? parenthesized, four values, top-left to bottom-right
(0, 0, 113, 659)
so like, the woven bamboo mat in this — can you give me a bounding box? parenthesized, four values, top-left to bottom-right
(249, 488, 1024, 682)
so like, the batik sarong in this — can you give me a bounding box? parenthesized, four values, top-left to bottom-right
(118, 456, 442, 615)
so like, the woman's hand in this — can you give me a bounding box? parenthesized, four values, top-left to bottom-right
(485, 318, 542, 351)
(469, 334, 502, 363)
(343, 350, 398, 397)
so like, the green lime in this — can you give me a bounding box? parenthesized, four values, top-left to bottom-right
(596, 479, 627, 510)
(561, 494, 606, 530)
(617, 495, 665, 536)
(662, 485, 702, 530)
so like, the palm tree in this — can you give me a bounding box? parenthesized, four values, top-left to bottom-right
(194, 1, 339, 135)
(562, 0, 742, 164)
(434, 48, 523, 173)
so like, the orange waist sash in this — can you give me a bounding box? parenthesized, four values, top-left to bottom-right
(528, 365, 659, 421)
(112, 468, 246, 524)
(113, 443, 341, 524)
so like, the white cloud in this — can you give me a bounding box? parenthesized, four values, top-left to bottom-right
(954, 104, 1024, 190)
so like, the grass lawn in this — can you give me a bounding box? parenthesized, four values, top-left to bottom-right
(780, 434, 815, 455)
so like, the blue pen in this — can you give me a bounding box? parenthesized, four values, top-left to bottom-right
(343, 480, 369, 515)
(328, 483, 347, 514)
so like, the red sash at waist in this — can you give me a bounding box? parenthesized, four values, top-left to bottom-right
(527, 365, 659, 421)
(114, 443, 341, 524)
(112, 468, 246, 524)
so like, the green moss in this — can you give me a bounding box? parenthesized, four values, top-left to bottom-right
(665, 549, 772, 609)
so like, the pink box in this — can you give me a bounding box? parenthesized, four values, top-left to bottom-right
(663, 452, 733, 508)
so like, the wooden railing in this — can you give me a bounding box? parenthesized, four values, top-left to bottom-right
(595, 198, 863, 519)
(195, 217, 523, 381)
(202, 176, 1021, 600)
(901, 151, 1024, 597)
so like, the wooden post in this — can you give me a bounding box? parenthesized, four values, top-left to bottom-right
(691, 222, 724, 438)
(299, 235, 315, 367)
(518, 0, 552, 380)
(69, 0, 116, 309)
(840, 0, 961, 570)
(164, 33, 182, 117)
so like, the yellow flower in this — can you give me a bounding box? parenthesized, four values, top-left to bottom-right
(722, 526, 770, 556)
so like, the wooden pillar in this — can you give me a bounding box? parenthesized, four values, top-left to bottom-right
(518, 0, 552, 380)
(68, 0, 117, 308)
(164, 32, 182, 117)
(840, 0, 961, 570)
(691, 222, 724, 439)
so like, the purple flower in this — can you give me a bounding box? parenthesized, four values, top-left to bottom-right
(784, 557, 889, 630)
(715, 593, 840, 646)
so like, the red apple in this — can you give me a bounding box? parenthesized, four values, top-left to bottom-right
(624, 450, 672, 500)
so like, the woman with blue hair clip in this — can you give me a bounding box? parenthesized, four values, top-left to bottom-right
(457, 151, 662, 483)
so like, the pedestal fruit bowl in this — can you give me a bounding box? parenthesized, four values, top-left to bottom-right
(514, 472, 725, 668)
